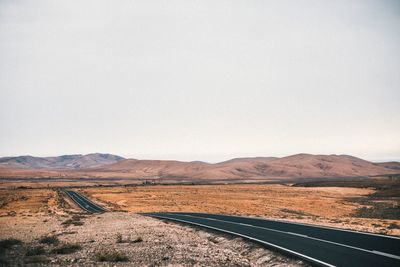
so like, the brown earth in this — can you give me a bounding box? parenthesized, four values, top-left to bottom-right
(0, 188, 307, 266)
(1, 184, 399, 265)
(81, 184, 400, 236)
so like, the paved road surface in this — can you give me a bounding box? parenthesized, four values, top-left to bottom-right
(143, 212, 400, 267)
(62, 189, 106, 213)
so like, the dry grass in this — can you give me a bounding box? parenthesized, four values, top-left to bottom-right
(39, 236, 59, 245)
(0, 189, 60, 216)
(0, 238, 23, 249)
(51, 243, 81, 254)
(82, 184, 400, 235)
(82, 184, 372, 217)
(62, 214, 85, 227)
(95, 249, 129, 262)
(25, 246, 46, 256)
(0, 184, 399, 237)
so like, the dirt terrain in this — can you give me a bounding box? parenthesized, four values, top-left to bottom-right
(1, 183, 399, 266)
(0, 188, 307, 266)
(81, 184, 400, 236)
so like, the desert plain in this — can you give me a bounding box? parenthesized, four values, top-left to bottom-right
(0, 180, 399, 266)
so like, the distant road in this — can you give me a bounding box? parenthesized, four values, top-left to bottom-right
(143, 212, 400, 267)
(62, 189, 106, 213)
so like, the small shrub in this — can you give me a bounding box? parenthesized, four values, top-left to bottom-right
(388, 223, 400, 230)
(280, 209, 309, 216)
(24, 255, 49, 264)
(62, 214, 85, 227)
(95, 250, 129, 262)
(71, 214, 85, 221)
(51, 244, 81, 254)
(39, 236, 59, 245)
(131, 237, 143, 243)
(116, 233, 123, 243)
(0, 238, 23, 249)
(26, 246, 46, 256)
(7, 211, 16, 217)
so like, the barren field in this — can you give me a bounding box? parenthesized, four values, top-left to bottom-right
(1, 183, 399, 266)
(0, 188, 307, 266)
(81, 184, 400, 236)
(0, 178, 142, 189)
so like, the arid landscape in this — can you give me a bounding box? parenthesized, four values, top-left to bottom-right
(82, 183, 400, 235)
(1, 153, 399, 266)
(0, 187, 311, 266)
(2, 1, 399, 265)
(1, 178, 399, 265)
(0, 153, 398, 186)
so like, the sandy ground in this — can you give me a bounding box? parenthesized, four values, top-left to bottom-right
(1, 184, 399, 266)
(0, 179, 142, 189)
(0, 189, 307, 266)
(81, 184, 400, 236)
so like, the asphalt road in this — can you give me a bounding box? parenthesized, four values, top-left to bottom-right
(143, 212, 400, 267)
(62, 189, 106, 213)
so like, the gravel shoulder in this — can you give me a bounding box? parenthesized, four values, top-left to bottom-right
(1, 210, 308, 266)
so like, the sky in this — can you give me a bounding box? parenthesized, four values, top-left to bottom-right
(0, 0, 399, 162)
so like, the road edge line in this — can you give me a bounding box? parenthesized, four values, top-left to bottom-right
(145, 214, 336, 267)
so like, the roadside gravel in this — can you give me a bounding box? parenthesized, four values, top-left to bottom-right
(0, 212, 308, 266)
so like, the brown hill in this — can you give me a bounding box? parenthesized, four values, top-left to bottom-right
(0, 153, 124, 169)
(375, 162, 400, 171)
(83, 154, 393, 180)
(0, 154, 395, 181)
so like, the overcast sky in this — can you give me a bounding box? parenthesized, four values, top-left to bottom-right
(0, 0, 399, 162)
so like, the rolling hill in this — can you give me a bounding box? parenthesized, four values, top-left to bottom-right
(0, 153, 396, 181)
(0, 153, 124, 169)
(86, 154, 393, 180)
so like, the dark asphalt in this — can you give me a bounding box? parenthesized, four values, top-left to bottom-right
(143, 212, 400, 267)
(62, 189, 106, 213)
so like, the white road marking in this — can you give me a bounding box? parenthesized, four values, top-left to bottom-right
(239, 223, 253, 227)
(173, 213, 400, 260)
(287, 232, 308, 238)
(150, 214, 336, 267)
(207, 213, 400, 240)
(372, 251, 400, 260)
(64, 190, 105, 212)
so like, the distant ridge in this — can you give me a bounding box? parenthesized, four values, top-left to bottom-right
(90, 153, 393, 179)
(218, 157, 278, 164)
(0, 153, 124, 169)
(374, 161, 400, 171)
(0, 153, 396, 180)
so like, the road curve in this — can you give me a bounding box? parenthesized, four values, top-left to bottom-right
(62, 189, 106, 213)
(143, 212, 400, 267)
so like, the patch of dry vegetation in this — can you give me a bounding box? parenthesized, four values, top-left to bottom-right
(62, 214, 85, 227)
(0, 189, 61, 216)
(51, 243, 81, 254)
(95, 249, 129, 262)
(82, 184, 400, 235)
(0, 183, 399, 265)
(0, 212, 308, 266)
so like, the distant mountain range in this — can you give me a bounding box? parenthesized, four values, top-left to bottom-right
(0, 153, 398, 181)
(0, 153, 124, 169)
